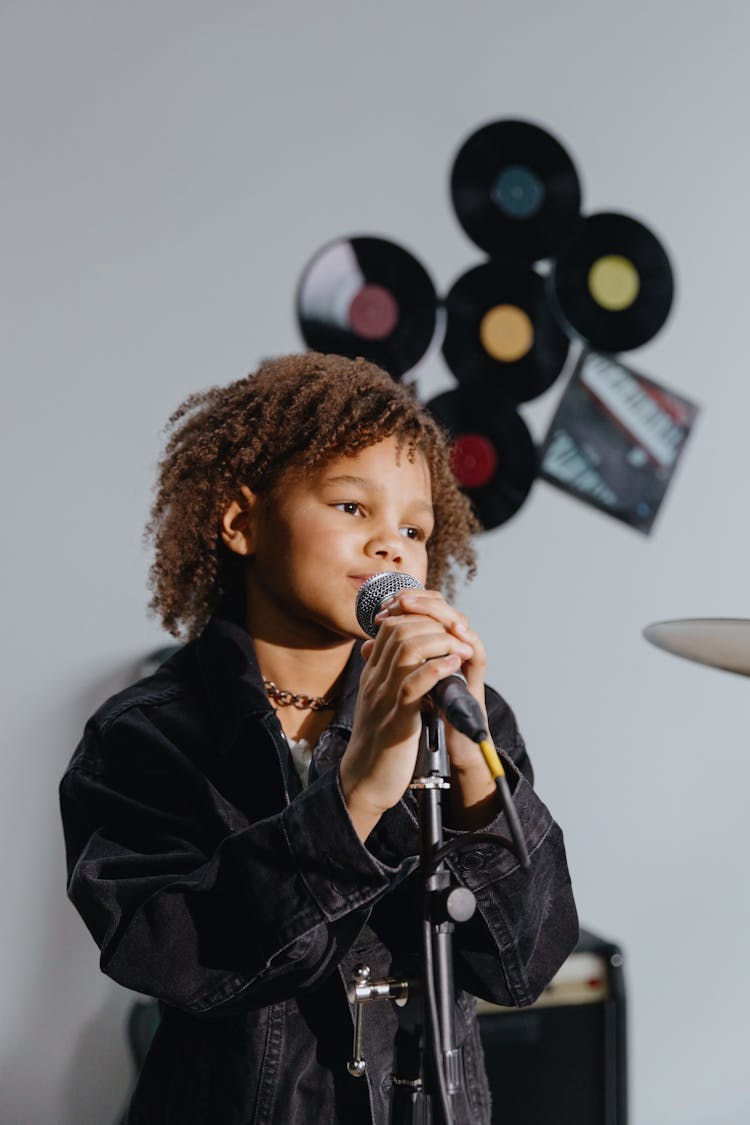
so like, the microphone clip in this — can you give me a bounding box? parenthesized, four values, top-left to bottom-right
(410, 708, 450, 791)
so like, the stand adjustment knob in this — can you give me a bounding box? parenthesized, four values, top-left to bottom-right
(446, 886, 476, 923)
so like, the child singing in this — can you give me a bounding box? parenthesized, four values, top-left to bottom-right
(60, 352, 577, 1124)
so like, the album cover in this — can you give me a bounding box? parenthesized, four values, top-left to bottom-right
(539, 349, 699, 532)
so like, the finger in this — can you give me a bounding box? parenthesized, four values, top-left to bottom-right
(454, 622, 487, 666)
(376, 590, 471, 638)
(374, 588, 446, 619)
(397, 652, 465, 706)
(375, 589, 463, 634)
(373, 615, 475, 669)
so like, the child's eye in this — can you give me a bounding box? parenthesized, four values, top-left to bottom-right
(401, 526, 424, 541)
(335, 502, 363, 516)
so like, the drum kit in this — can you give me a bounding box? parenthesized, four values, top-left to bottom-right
(643, 618, 750, 678)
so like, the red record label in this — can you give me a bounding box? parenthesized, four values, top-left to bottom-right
(451, 433, 499, 489)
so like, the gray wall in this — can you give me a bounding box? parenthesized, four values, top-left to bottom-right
(2, 2, 749, 1122)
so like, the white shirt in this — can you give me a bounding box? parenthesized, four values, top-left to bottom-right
(287, 736, 313, 788)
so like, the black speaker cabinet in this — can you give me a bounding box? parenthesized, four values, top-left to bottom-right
(477, 927, 627, 1125)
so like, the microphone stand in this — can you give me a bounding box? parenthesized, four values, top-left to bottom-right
(348, 708, 520, 1125)
(389, 707, 468, 1125)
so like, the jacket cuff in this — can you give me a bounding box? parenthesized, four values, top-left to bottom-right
(280, 766, 402, 922)
(445, 772, 555, 885)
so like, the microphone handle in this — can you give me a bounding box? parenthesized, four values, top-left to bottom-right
(429, 674, 488, 742)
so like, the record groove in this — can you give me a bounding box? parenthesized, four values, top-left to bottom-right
(442, 261, 570, 403)
(450, 119, 582, 263)
(426, 389, 538, 529)
(548, 212, 674, 352)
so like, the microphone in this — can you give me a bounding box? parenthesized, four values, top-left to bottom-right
(355, 571, 530, 868)
(356, 572, 489, 742)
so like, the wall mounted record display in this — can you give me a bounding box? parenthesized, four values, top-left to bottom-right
(296, 235, 442, 380)
(292, 117, 688, 538)
(548, 212, 674, 353)
(450, 119, 582, 263)
(442, 260, 570, 403)
(425, 388, 538, 529)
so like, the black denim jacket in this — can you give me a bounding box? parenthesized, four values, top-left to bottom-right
(60, 613, 578, 1124)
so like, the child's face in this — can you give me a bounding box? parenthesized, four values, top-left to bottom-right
(241, 437, 434, 643)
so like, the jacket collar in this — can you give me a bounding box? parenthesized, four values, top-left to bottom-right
(192, 610, 365, 753)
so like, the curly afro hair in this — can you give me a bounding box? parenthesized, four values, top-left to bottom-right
(145, 352, 480, 638)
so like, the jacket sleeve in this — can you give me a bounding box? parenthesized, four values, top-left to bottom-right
(60, 709, 421, 1017)
(434, 685, 578, 1007)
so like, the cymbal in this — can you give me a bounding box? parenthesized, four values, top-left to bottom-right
(643, 618, 750, 677)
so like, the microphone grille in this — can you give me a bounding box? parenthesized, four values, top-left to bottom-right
(355, 572, 424, 637)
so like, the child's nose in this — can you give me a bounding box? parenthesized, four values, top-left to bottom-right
(366, 531, 403, 565)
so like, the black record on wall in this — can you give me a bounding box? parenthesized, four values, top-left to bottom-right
(450, 119, 582, 263)
(296, 235, 442, 380)
(442, 260, 570, 403)
(548, 211, 675, 353)
(426, 388, 538, 529)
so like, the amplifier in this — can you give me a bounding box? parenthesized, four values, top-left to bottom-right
(476, 927, 627, 1125)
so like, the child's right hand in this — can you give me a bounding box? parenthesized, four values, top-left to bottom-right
(339, 589, 475, 842)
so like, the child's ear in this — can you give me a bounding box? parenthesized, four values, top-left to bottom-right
(220, 485, 258, 557)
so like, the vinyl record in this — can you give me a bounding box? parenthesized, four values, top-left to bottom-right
(548, 212, 674, 352)
(450, 119, 582, 263)
(426, 389, 538, 530)
(296, 235, 442, 380)
(442, 261, 570, 403)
